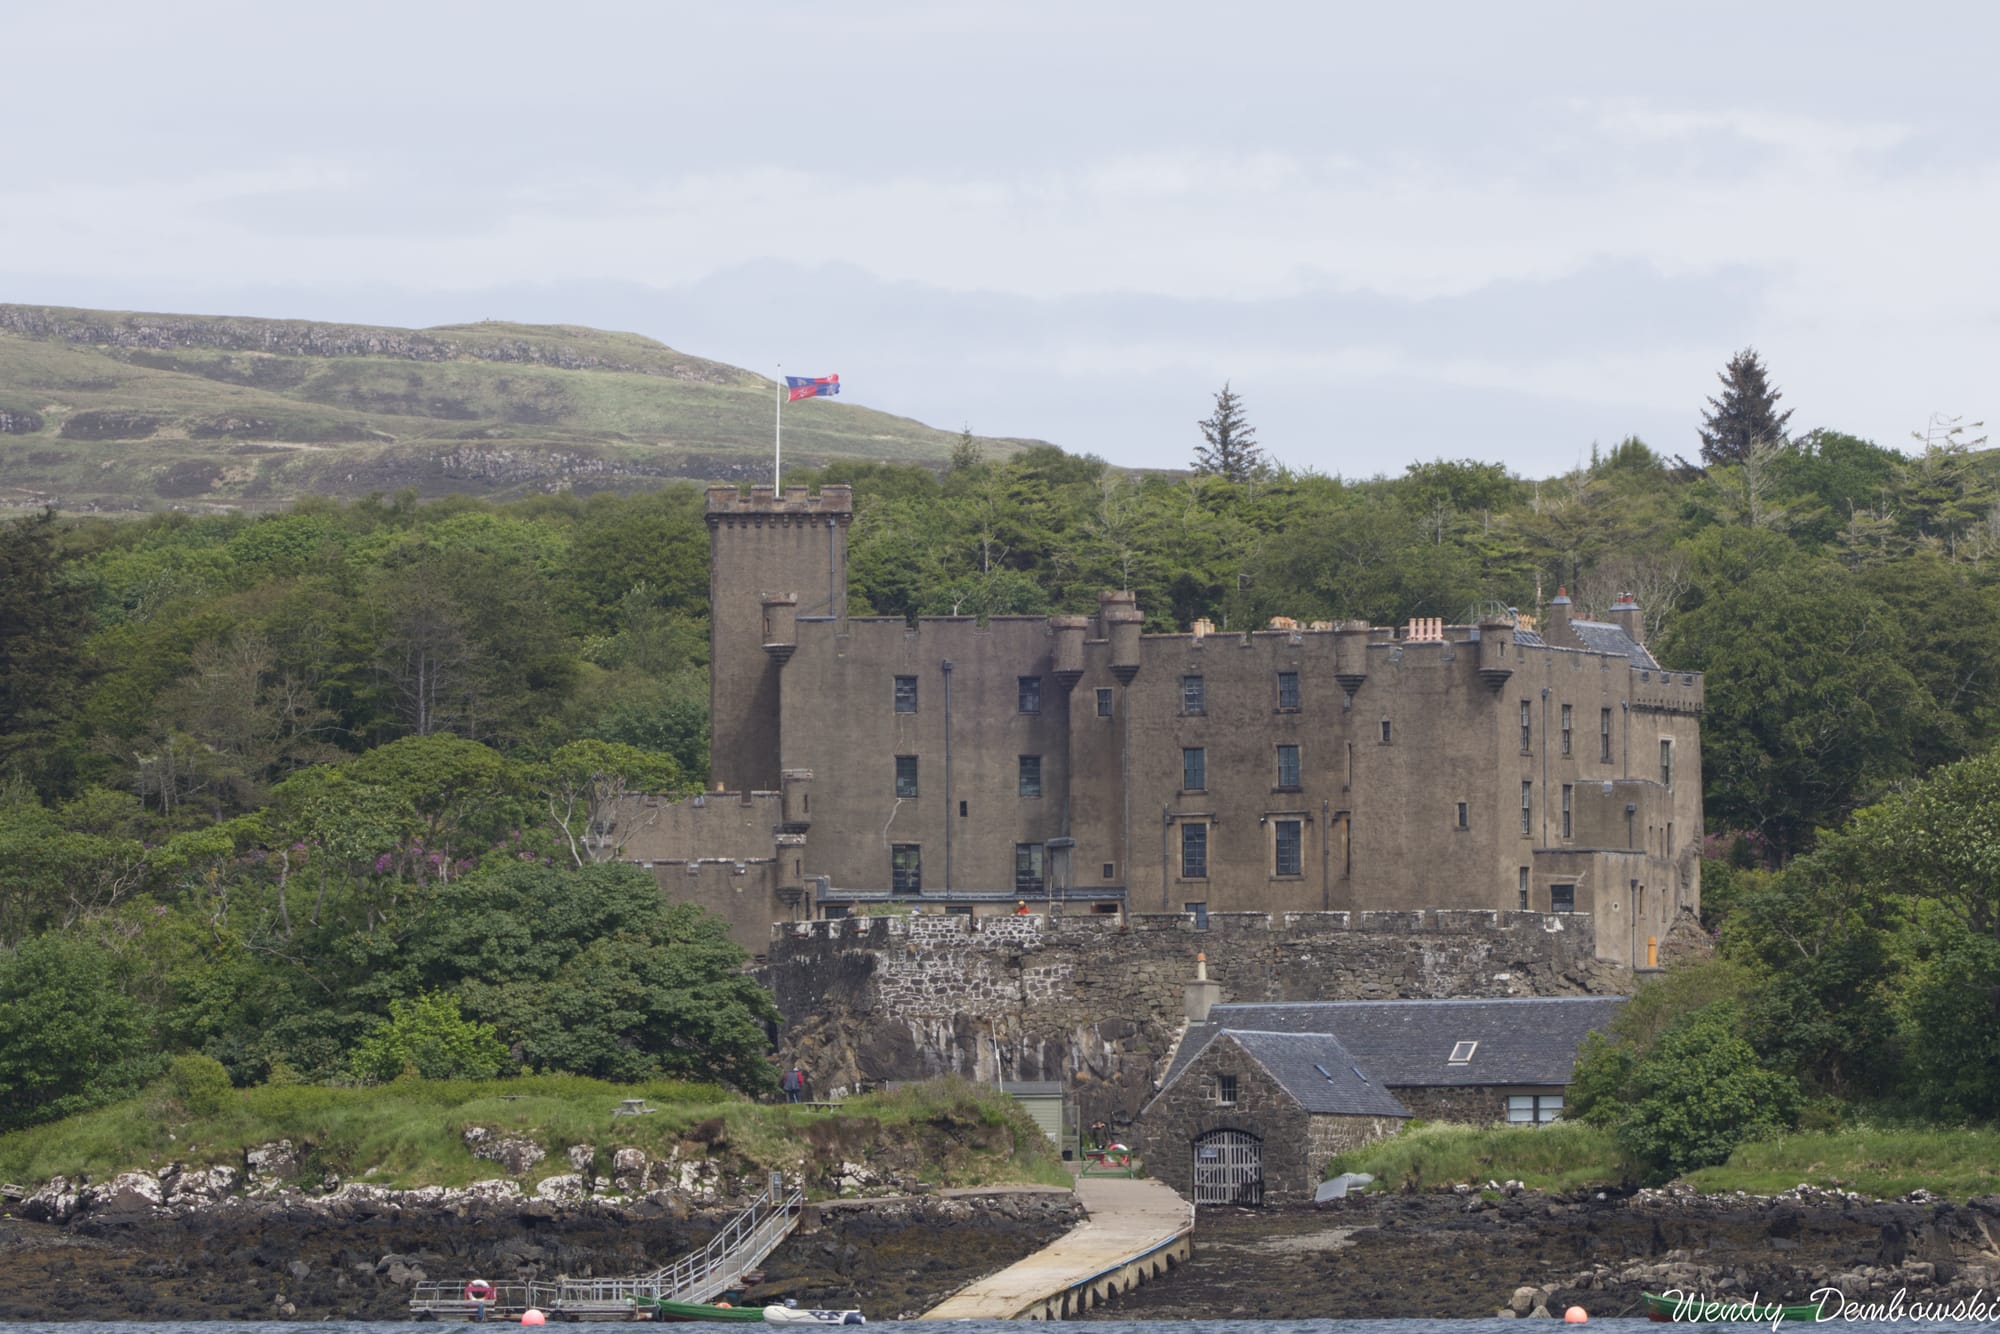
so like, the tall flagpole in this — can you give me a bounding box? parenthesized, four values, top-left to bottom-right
(774, 364, 783, 489)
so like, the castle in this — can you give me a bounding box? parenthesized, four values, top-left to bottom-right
(615, 484, 1703, 970)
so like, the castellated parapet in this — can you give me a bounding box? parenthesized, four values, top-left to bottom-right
(757, 907, 1618, 1128)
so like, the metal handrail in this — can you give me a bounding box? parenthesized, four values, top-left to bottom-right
(410, 1172, 802, 1317)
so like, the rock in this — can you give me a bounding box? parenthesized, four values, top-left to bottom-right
(465, 1127, 547, 1176)
(246, 1140, 300, 1188)
(567, 1144, 596, 1173)
(1511, 1285, 1539, 1315)
(534, 1175, 588, 1204)
(288, 1260, 311, 1280)
(21, 1175, 81, 1224)
(1530, 1304, 1553, 1319)
(612, 1148, 649, 1193)
(1497, 1309, 1518, 1319)
(82, 1170, 165, 1215)
(163, 1163, 240, 1208)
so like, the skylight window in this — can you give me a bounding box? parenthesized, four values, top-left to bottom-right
(1448, 1040, 1478, 1064)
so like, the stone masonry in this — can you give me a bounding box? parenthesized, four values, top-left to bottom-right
(758, 907, 1618, 1133)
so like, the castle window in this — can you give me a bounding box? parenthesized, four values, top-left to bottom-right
(1018, 755, 1042, 798)
(1380, 719, 1392, 744)
(1096, 687, 1114, 717)
(1520, 781, 1532, 836)
(1181, 821, 1209, 879)
(1455, 801, 1468, 830)
(1561, 704, 1572, 756)
(1018, 675, 1042, 714)
(1508, 1094, 1563, 1124)
(895, 754, 918, 798)
(1518, 866, 1529, 909)
(1520, 700, 1532, 751)
(1274, 819, 1303, 877)
(1014, 843, 1045, 895)
(1550, 883, 1575, 914)
(1185, 900, 1208, 928)
(1561, 784, 1573, 839)
(1103, 862, 1116, 879)
(1275, 743, 1301, 790)
(1181, 674, 1206, 715)
(1216, 1073, 1238, 1106)
(1600, 707, 1612, 762)
(1660, 738, 1674, 787)
(1277, 671, 1300, 711)
(1182, 747, 1206, 793)
(894, 676, 918, 713)
(891, 844, 922, 893)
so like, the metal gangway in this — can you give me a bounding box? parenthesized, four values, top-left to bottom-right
(411, 1171, 804, 1321)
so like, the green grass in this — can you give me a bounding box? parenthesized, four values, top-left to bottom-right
(0, 306, 1043, 512)
(1682, 1127, 2000, 1200)
(1324, 1120, 1630, 1195)
(0, 1072, 1069, 1195)
(1322, 1121, 2000, 1202)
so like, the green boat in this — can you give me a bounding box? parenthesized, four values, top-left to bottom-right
(1643, 1291, 1830, 1323)
(633, 1297, 768, 1323)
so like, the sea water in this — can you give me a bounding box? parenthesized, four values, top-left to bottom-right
(1, 1322, 1990, 1334)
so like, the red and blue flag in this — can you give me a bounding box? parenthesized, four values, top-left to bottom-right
(786, 374, 840, 402)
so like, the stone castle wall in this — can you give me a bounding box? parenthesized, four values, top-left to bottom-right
(759, 908, 1621, 1133)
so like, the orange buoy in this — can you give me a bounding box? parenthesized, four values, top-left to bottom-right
(522, 1309, 547, 1326)
(1565, 1307, 1588, 1324)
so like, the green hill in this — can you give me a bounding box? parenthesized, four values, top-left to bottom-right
(0, 304, 1039, 512)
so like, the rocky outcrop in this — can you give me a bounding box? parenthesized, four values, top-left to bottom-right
(0, 408, 42, 434)
(1077, 1186, 2000, 1321)
(0, 1188, 1082, 1322)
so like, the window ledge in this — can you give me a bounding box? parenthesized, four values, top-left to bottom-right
(1271, 785, 1302, 794)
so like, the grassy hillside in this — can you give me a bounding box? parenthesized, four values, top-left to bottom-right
(0, 305, 1040, 513)
(0, 1070, 1070, 1196)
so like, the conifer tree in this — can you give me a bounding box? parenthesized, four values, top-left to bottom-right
(1699, 348, 1794, 467)
(1193, 381, 1264, 482)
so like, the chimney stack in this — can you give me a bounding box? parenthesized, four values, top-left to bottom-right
(1184, 950, 1222, 1024)
(1547, 586, 1574, 647)
(1609, 591, 1644, 647)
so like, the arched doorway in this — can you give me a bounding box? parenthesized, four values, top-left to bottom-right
(1191, 1128, 1262, 1205)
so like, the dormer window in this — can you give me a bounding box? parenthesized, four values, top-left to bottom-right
(1448, 1040, 1477, 1065)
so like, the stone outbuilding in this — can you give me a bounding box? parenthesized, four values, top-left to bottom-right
(1141, 996, 1625, 1206)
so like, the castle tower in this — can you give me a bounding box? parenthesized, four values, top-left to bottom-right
(705, 484, 853, 793)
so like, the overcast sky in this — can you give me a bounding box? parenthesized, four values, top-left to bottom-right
(4, 2, 1994, 478)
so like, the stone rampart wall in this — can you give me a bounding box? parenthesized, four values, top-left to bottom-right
(760, 909, 1621, 1132)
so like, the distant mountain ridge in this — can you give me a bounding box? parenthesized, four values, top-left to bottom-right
(0, 303, 1039, 512)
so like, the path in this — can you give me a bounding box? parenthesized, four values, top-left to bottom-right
(921, 1172, 1193, 1321)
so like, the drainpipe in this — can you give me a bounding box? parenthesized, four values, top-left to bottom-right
(1160, 807, 1171, 910)
(1540, 688, 1551, 846)
(942, 659, 955, 891)
(1321, 798, 1331, 911)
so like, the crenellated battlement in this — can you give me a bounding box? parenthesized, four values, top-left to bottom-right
(705, 483, 853, 520)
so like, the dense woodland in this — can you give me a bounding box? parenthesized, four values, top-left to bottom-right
(2, 352, 1998, 1174)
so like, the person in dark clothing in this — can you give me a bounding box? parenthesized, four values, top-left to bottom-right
(782, 1066, 807, 1104)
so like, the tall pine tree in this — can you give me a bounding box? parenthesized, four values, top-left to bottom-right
(1699, 348, 1794, 467)
(1193, 381, 1264, 481)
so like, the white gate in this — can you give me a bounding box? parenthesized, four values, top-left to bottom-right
(1191, 1128, 1263, 1205)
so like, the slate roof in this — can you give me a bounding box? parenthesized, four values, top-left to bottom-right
(1568, 618, 1660, 670)
(1163, 997, 1624, 1091)
(1155, 1029, 1412, 1118)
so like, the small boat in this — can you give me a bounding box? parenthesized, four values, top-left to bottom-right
(762, 1303, 864, 1325)
(1643, 1291, 1829, 1323)
(633, 1297, 768, 1323)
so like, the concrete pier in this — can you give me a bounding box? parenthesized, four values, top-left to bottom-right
(921, 1175, 1193, 1320)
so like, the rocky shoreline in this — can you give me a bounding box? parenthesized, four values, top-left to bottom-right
(8, 1167, 2000, 1322)
(0, 1180, 1080, 1322)
(1083, 1185, 2000, 1320)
